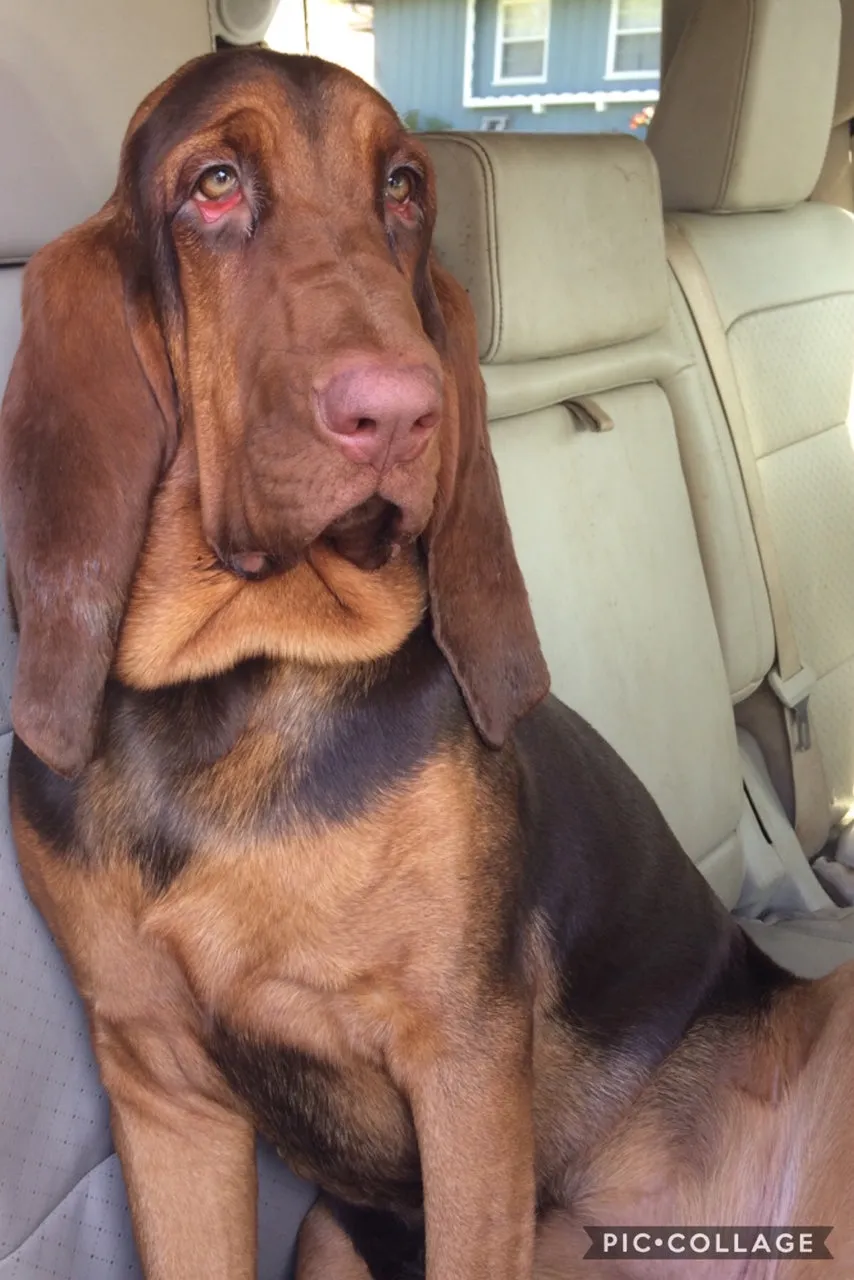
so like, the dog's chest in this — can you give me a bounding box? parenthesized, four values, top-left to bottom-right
(140, 830, 437, 1209)
(206, 1019, 423, 1209)
(14, 639, 474, 1209)
(132, 771, 470, 1209)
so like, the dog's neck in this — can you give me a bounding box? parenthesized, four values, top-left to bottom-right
(102, 620, 468, 866)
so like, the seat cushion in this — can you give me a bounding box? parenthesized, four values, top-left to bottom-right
(649, 0, 854, 834)
(427, 130, 748, 908)
(665, 204, 854, 825)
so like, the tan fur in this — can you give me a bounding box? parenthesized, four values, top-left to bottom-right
(115, 444, 429, 689)
(532, 977, 854, 1279)
(17, 750, 496, 1049)
(14, 741, 535, 1279)
(296, 1202, 373, 1279)
(13, 816, 259, 1276)
(143, 755, 485, 1050)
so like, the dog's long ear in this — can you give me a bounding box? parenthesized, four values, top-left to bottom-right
(420, 262, 549, 747)
(0, 207, 176, 778)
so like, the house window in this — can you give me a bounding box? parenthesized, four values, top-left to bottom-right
(606, 0, 661, 79)
(493, 0, 550, 85)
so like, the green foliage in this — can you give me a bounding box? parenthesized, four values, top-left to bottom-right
(400, 109, 453, 133)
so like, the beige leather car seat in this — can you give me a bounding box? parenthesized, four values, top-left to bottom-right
(426, 132, 748, 903)
(649, 0, 854, 858)
(425, 126, 854, 978)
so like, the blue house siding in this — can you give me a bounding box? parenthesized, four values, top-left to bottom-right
(375, 0, 469, 130)
(373, 0, 659, 134)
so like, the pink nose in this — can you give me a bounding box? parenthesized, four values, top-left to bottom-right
(316, 362, 442, 469)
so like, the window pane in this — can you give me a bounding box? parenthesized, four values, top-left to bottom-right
(502, 1, 549, 40)
(501, 38, 546, 78)
(617, 0, 661, 33)
(264, 0, 661, 138)
(614, 30, 659, 73)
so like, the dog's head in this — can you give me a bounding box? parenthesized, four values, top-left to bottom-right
(0, 50, 548, 777)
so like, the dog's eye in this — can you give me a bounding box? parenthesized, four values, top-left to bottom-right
(195, 165, 240, 201)
(385, 169, 414, 206)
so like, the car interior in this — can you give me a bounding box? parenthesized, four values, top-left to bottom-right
(3, 0, 854, 1274)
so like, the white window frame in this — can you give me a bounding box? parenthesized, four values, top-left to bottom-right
(492, 0, 550, 87)
(605, 0, 661, 81)
(462, 0, 659, 109)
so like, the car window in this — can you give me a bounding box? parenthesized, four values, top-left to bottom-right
(264, 0, 661, 137)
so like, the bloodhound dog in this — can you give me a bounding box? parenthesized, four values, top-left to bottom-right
(2, 47, 853, 1280)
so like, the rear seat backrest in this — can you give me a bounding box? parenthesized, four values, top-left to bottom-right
(424, 132, 747, 904)
(648, 0, 854, 829)
(0, 5, 314, 1276)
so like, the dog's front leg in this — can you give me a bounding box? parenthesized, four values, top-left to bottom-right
(401, 1015, 536, 1280)
(93, 1018, 258, 1279)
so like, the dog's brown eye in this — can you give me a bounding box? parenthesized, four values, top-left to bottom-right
(196, 165, 239, 201)
(385, 169, 414, 205)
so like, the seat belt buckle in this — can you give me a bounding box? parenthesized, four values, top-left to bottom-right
(768, 664, 816, 752)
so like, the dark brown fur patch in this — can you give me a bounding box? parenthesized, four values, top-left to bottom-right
(10, 738, 80, 855)
(324, 1195, 425, 1279)
(208, 1025, 423, 1211)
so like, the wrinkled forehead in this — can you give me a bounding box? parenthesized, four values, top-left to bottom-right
(123, 50, 405, 200)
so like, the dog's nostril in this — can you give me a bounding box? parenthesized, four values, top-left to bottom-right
(318, 362, 442, 467)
